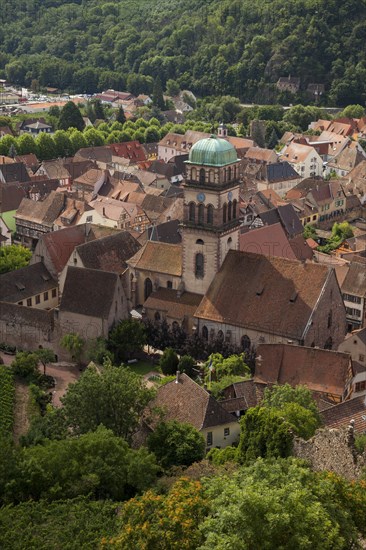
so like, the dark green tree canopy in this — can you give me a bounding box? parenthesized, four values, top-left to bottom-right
(58, 102, 85, 132)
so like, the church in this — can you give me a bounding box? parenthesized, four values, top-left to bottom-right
(128, 133, 346, 351)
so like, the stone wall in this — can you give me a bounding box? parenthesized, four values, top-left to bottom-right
(293, 422, 366, 480)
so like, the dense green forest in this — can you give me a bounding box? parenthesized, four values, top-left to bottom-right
(0, 0, 365, 105)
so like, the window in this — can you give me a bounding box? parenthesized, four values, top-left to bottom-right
(195, 253, 204, 279)
(144, 278, 153, 300)
(241, 335, 251, 351)
(217, 330, 224, 342)
(27, 298, 32, 306)
(207, 204, 213, 225)
(345, 307, 361, 317)
(199, 168, 205, 185)
(355, 381, 366, 392)
(223, 203, 227, 224)
(198, 204, 204, 225)
(324, 336, 333, 350)
(43, 291, 48, 301)
(154, 311, 161, 321)
(233, 199, 237, 219)
(167, 280, 173, 289)
(228, 201, 232, 221)
(35, 295, 40, 304)
(196, 239, 204, 245)
(343, 293, 361, 304)
(327, 311, 332, 328)
(52, 288, 57, 298)
(359, 354, 365, 362)
(207, 432, 213, 446)
(202, 325, 208, 340)
(224, 427, 230, 437)
(189, 202, 195, 222)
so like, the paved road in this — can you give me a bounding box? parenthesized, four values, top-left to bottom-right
(45, 363, 81, 407)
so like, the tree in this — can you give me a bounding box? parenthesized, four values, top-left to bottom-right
(13, 426, 158, 502)
(58, 101, 85, 132)
(0, 135, 16, 156)
(91, 99, 104, 121)
(61, 362, 155, 440)
(199, 458, 364, 549)
(16, 133, 38, 156)
(210, 375, 246, 400)
(152, 76, 165, 110)
(148, 421, 205, 469)
(60, 333, 85, 364)
(115, 106, 126, 124)
(11, 352, 39, 381)
(166, 79, 180, 97)
(52, 130, 72, 157)
(160, 347, 179, 375)
(177, 355, 196, 377)
(83, 128, 105, 147)
(237, 406, 294, 463)
(262, 383, 321, 421)
(339, 104, 365, 118)
(68, 129, 87, 154)
(144, 125, 161, 143)
(107, 319, 146, 363)
(86, 337, 112, 364)
(205, 353, 250, 381)
(108, 478, 209, 549)
(303, 223, 317, 240)
(35, 133, 56, 161)
(0, 245, 31, 274)
(48, 105, 60, 118)
(8, 144, 17, 158)
(35, 348, 55, 376)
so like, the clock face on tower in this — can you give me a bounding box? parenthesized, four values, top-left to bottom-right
(197, 192, 206, 203)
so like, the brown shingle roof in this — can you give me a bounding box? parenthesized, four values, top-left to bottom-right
(75, 231, 140, 273)
(15, 191, 65, 227)
(254, 343, 353, 398)
(195, 251, 330, 340)
(341, 261, 366, 298)
(128, 241, 182, 276)
(144, 288, 202, 320)
(60, 266, 118, 318)
(320, 395, 366, 432)
(240, 223, 298, 260)
(148, 373, 237, 430)
(0, 263, 56, 303)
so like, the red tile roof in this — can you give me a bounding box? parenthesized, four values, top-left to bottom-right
(321, 395, 366, 432)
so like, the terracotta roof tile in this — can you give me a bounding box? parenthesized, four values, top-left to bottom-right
(128, 241, 182, 276)
(75, 231, 140, 273)
(144, 288, 202, 320)
(320, 395, 366, 432)
(195, 250, 330, 340)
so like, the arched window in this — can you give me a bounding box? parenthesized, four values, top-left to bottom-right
(195, 253, 204, 279)
(227, 237, 232, 249)
(199, 168, 205, 184)
(196, 238, 204, 245)
(228, 166, 232, 181)
(209, 169, 214, 183)
(324, 336, 333, 350)
(233, 199, 237, 219)
(202, 325, 208, 340)
(223, 203, 227, 224)
(327, 311, 332, 328)
(228, 201, 232, 221)
(144, 278, 153, 300)
(241, 335, 251, 351)
(191, 167, 197, 181)
(189, 202, 195, 222)
(217, 329, 224, 342)
(154, 311, 161, 321)
(198, 203, 204, 225)
(207, 204, 214, 225)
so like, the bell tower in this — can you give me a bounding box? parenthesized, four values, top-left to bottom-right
(181, 135, 241, 295)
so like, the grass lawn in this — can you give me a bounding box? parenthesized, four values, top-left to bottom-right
(127, 360, 160, 376)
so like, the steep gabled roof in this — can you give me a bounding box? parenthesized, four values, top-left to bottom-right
(341, 261, 366, 297)
(15, 191, 65, 227)
(128, 241, 182, 276)
(148, 372, 237, 431)
(254, 343, 352, 397)
(75, 231, 140, 273)
(0, 263, 56, 303)
(60, 266, 119, 318)
(195, 250, 330, 340)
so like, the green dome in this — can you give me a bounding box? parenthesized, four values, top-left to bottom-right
(187, 135, 238, 167)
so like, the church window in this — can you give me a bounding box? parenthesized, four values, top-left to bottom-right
(191, 167, 197, 180)
(198, 204, 204, 225)
(233, 199, 237, 219)
(196, 239, 204, 245)
(209, 169, 214, 183)
(202, 325, 208, 340)
(327, 311, 332, 328)
(228, 201, 232, 221)
(189, 202, 195, 222)
(227, 237, 232, 248)
(144, 278, 153, 300)
(324, 336, 333, 350)
(195, 253, 204, 279)
(223, 203, 227, 224)
(228, 166, 232, 181)
(241, 335, 251, 351)
(207, 204, 214, 225)
(199, 168, 205, 184)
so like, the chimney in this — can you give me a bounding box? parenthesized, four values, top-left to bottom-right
(175, 370, 180, 384)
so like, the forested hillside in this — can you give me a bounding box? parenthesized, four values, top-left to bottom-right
(0, 0, 365, 104)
